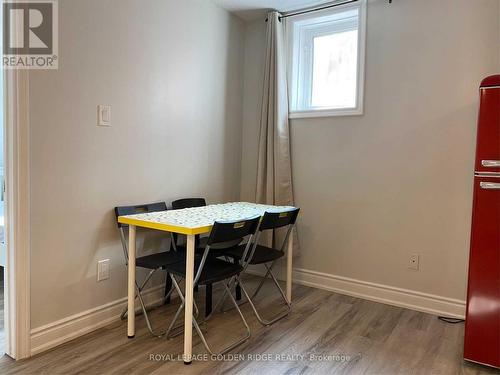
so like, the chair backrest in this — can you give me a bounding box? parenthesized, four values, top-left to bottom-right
(115, 202, 167, 228)
(194, 216, 260, 286)
(114, 202, 168, 262)
(170, 198, 207, 249)
(207, 216, 260, 246)
(241, 208, 300, 267)
(259, 208, 300, 231)
(171, 198, 206, 210)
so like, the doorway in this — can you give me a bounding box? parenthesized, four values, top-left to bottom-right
(1, 0, 51, 360)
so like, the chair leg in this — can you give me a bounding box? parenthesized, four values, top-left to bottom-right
(120, 269, 173, 337)
(167, 276, 251, 355)
(122, 268, 154, 310)
(121, 284, 175, 321)
(216, 282, 250, 315)
(239, 268, 291, 327)
(235, 282, 242, 301)
(121, 278, 175, 337)
(136, 284, 165, 337)
(251, 262, 274, 300)
(267, 263, 290, 306)
(120, 269, 157, 319)
(216, 260, 275, 313)
(209, 277, 238, 316)
(205, 284, 213, 318)
(165, 303, 185, 339)
(165, 272, 172, 304)
(120, 270, 156, 320)
(165, 274, 200, 339)
(165, 274, 187, 339)
(193, 277, 251, 355)
(206, 281, 230, 319)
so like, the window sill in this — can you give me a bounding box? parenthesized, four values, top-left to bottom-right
(289, 108, 363, 119)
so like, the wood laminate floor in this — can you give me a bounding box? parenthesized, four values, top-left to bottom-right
(0, 275, 497, 375)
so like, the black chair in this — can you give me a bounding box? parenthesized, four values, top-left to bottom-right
(222, 208, 300, 326)
(114, 202, 183, 337)
(164, 216, 260, 355)
(171, 197, 207, 210)
(170, 198, 208, 252)
(170, 198, 213, 313)
(171, 198, 243, 253)
(170, 198, 242, 317)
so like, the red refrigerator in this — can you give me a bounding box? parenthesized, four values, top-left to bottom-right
(464, 74, 500, 369)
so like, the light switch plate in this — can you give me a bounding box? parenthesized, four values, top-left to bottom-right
(98, 105, 111, 126)
(97, 259, 110, 281)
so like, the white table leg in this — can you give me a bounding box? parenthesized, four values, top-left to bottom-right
(183, 234, 195, 364)
(127, 225, 136, 338)
(286, 229, 293, 303)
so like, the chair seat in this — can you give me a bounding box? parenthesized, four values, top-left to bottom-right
(136, 251, 183, 269)
(165, 258, 243, 285)
(223, 244, 284, 265)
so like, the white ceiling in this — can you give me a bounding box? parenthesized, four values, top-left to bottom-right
(212, 0, 331, 21)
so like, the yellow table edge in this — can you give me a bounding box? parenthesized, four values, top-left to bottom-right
(118, 216, 212, 235)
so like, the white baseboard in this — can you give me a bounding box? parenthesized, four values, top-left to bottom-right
(30, 285, 168, 356)
(245, 266, 466, 319)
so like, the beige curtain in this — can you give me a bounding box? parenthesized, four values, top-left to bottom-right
(256, 12, 297, 252)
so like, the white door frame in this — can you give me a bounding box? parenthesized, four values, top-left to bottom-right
(3, 67, 31, 359)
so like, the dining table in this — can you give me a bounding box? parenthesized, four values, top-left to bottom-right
(118, 201, 296, 364)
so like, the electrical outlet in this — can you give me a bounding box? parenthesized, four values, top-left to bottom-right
(408, 254, 420, 271)
(97, 259, 110, 281)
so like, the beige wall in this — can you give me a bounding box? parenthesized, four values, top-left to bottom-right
(26, 0, 500, 330)
(241, 0, 500, 301)
(29, 0, 244, 328)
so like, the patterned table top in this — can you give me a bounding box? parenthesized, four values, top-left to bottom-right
(118, 202, 296, 235)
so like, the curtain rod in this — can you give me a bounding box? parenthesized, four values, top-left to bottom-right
(266, 0, 393, 22)
(281, 0, 359, 19)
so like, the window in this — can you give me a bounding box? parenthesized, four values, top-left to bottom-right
(287, 0, 367, 118)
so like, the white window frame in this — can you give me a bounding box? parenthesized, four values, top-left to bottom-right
(286, 0, 367, 119)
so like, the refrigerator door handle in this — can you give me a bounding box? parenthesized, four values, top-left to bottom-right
(481, 160, 500, 168)
(480, 182, 500, 190)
